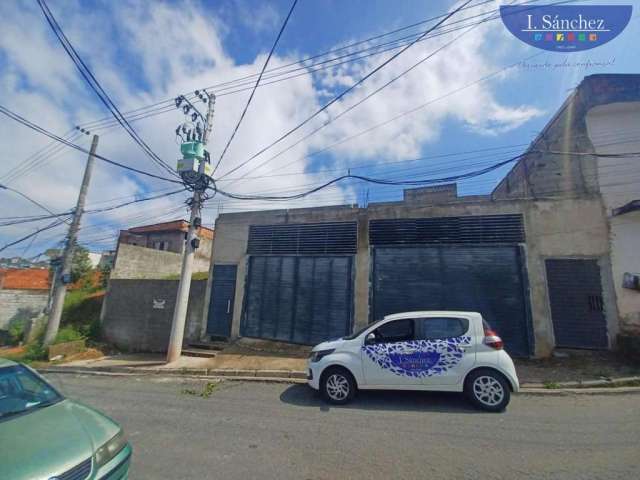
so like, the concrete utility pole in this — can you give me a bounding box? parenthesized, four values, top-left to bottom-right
(43, 134, 98, 346)
(166, 94, 215, 363)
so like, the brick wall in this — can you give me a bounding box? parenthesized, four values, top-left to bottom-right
(101, 279, 206, 352)
(0, 289, 48, 330)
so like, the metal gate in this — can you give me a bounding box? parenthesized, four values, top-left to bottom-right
(206, 265, 237, 338)
(546, 259, 607, 349)
(241, 256, 354, 345)
(372, 245, 532, 357)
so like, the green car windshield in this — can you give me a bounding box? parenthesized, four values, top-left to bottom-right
(0, 365, 63, 421)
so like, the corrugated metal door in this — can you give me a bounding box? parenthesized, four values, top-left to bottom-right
(206, 265, 237, 338)
(545, 259, 607, 349)
(241, 256, 354, 345)
(372, 246, 531, 357)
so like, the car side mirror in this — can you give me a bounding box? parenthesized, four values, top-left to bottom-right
(365, 332, 376, 345)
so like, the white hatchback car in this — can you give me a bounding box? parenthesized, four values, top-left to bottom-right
(308, 311, 519, 411)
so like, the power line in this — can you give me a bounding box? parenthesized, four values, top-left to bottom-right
(0, 183, 70, 223)
(216, 0, 583, 184)
(214, 0, 299, 173)
(36, 0, 177, 178)
(74, 0, 498, 133)
(0, 218, 67, 253)
(0, 104, 182, 185)
(214, 0, 476, 180)
(213, 142, 640, 202)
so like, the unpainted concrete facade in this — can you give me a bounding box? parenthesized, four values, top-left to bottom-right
(101, 279, 205, 352)
(111, 243, 211, 280)
(205, 194, 612, 358)
(493, 74, 640, 338)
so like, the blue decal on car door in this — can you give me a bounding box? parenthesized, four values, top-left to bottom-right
(362, 336, 471, 378)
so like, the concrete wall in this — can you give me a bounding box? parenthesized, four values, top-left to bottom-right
(493, 75, 640, 202)
(111, 243, 210, 280)
(101, 279, 206, 352)
(0, 289, 48, 330)
(587, 101, 640, 335)
(206, 195, 613, 357)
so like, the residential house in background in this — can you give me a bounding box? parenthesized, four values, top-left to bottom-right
(100, 220, 214, 351)
(87, 252, 102, 268)
(118, 220, 214, 254)
(98, 250, 116, 270)
(110, 220, 214, 279)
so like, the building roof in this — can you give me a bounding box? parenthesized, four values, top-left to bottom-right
(0, 268, 50, 290)
(125, 219, 214, 240)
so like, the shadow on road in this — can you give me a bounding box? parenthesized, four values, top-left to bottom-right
(279, 384, 485, 414)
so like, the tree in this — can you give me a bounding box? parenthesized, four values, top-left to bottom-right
(70, 243, 92, 284)
(99, 263, 111, 289)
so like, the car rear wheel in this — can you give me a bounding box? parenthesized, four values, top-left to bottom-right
(321, 367, 356, 405)
(464, 368, 510, 412)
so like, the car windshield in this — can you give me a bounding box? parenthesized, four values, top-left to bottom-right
(0, 365, 63, 420)
(342, 318, 385, 340)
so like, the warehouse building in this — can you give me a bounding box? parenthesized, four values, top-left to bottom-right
(199, 74, 639, 358)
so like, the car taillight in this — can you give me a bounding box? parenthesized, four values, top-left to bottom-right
(483, 327, 504, 350)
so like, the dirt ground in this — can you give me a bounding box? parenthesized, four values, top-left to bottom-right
(514, 350, 640, 384)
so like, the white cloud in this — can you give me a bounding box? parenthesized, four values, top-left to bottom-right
(0, 0, 542, 256)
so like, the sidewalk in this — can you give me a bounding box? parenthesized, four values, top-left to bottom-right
(38, 346, 640, 392)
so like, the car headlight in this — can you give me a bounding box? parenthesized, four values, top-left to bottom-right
(310, 349, 335, 363)
(95, 429, 127, 467)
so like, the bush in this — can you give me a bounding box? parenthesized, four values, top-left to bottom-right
(7, 318, 27, 345)
(52, 326, 85, 345)
(20, 342, 47, 363)
(62, 290, 104, 342)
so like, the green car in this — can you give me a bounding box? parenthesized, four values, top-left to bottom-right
(0, 358, 131, 480)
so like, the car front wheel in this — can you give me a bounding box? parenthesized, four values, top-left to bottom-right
(321, 367, 356, 405)
(464, 368, 511, 412)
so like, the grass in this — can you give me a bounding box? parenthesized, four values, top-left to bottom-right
(162, 272, 209, 281)
(543, 381, 561, 389)
(181, 382, 219, 398)
(1, 287, 103, 365)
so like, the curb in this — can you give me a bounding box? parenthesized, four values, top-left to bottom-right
(517, 386, 640, 396)
(37, 368, 308, 384)
(38, 367, 640, 394)
(38, 366, 307, 380)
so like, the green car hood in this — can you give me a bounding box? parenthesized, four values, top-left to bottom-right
(0, 399, 120, 480)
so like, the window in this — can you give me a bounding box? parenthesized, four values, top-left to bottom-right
(153, 241, 168, 251)
(374, 319, 414, 343)
(417, 317, 468, 340)
(1, 365, 63, 420)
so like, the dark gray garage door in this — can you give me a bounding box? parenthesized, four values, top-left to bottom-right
(546, 259, 607, 349)
(241, 256, 354, 344)
(372, 246, 532, 357)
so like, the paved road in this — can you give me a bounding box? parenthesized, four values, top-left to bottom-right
(45, 373, 639, 480)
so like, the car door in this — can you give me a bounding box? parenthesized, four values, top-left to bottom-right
(361, 318, 424, 387)
(415, 316, 476, 386)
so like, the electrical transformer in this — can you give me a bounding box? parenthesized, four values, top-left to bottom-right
(177, 141, 214, 185)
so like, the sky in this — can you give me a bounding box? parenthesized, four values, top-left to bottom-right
(0, 0, 638, 258)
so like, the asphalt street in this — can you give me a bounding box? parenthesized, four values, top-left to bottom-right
(44, 373, 639, 480)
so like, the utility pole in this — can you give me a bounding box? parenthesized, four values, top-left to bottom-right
(43, 134, 98, 346)
(166, 92, 215, 363)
